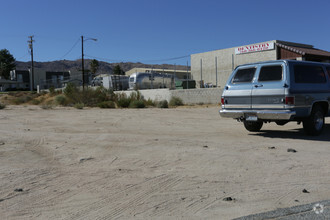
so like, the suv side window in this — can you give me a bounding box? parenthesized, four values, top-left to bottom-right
(326, 67, 330, 78)
(232, 68, 256, 83)
(294, 65, 326, 83)
(258, 65, 282, 82)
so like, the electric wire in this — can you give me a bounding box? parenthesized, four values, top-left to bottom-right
(59, 38, 80, 59)
(84, 54, 190, 63)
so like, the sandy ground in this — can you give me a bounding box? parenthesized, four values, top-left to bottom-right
(0, 105, 329, 219)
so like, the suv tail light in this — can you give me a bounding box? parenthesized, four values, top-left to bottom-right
(221, 97, 225, 105)
(285, 96, 295, 105)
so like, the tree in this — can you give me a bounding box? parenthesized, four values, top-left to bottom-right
(89, 59, 99, 78)
(0, 49, 16, 79)
(113, 64, 124, 75)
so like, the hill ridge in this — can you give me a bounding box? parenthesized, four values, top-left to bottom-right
(15, 60, 190, 74)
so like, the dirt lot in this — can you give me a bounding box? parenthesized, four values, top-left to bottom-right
(0, 105, 329, 219)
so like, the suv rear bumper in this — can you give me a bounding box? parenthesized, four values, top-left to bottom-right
(219, 109, 296, 120)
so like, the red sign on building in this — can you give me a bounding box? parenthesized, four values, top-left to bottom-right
(235, 42, 275, 54)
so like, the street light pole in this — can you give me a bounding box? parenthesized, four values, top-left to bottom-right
(81, 36, 85, 90)
(81, 36, 97, 90)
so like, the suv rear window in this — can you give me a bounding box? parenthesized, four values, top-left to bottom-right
(258, 65, 283, 82)
(294, 65, 326, 83)
(232, 68, 256, 83)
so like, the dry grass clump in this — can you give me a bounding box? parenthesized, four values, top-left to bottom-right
(0, 84, 188, 110)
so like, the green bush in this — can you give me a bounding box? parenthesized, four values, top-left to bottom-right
(13, 96, 33, 105)
(144, 98, 155, 107)
(63, 83, 80, 103)
(63, 83, 114, 107)
(169, 96, 183, 107)
(116, 93, 131, 108)
(98, 101, 115, 108)
(0, 103, 6, 109)
(41, 104, 53, 110)
(129, 91, 143, 101)
(74, 103, 84, 109)
(157, 100, 168, 108)
(49, 86, 56, 96)
(31, 99, 41, 105)
(129, 100, 145, 108)
(55, 95, 67, 106)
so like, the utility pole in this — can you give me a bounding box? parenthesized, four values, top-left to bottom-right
(81, 35, 85, 90)
(186, 61, 189, 89)
(215, 56, 218, 87)
(28, 36, 34, 91)
(81, 35, 97, 90)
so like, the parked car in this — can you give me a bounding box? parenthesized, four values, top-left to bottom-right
(219, 60, 330, 135)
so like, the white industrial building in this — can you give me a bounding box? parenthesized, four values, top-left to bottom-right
(190, 40, 330, 88)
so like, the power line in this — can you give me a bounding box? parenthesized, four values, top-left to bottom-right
(84, 54, 125, 62)
(60, 38, 80, 59)
(16, 52, 30, 61)
(84, 54, 191, 63)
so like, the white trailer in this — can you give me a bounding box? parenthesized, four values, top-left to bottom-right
(102, 75, 129, 91)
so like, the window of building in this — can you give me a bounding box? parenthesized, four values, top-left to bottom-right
(232, 68, 256, 83)
(17, 74, 23, 82)
(294, 65, 326, 83)
(258, 65, 283, 82)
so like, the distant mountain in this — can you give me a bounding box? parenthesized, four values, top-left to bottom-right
(15, 60, 190, 74)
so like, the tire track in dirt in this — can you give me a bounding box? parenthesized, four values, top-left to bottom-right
(98, 175, 183, 220)
(9, 172, 100, 218)
(63, 174, 182, 220)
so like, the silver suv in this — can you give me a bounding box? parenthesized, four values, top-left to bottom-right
(220, 60, 330, 135)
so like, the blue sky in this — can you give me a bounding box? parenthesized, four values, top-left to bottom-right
(2, 0, 330, 65)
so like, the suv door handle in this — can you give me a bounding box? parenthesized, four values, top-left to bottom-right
(254, 84, 263, 88)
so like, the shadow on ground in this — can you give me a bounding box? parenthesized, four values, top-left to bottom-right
(249, 124, 330, 142)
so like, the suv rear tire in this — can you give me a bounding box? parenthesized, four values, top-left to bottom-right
(243, 121, 263, 132)
(303, 105, 325, 136)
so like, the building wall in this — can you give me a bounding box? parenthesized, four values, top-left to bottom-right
(117, 88, 223, 105)
(278, 47, 302, 60)
(191, 40, 277, 88)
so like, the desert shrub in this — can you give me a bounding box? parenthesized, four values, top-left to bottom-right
(49, 87, 56, 96)
(144, 98, 155, 107)
(157, 100, 168, 108)
(31, 99, 41, 105)
(13, 95, 33, 105)
(98, 101, 115, 108)
(55, 95, 68, 106)
(129, 100, 145, 108)
(41, 104, 53, 110)
(129, 91, 143, 101)
(169, 96, 183, 107)
(74, 103, 84, 109)
(0, 103, 6, 109)
(39, 96, 46, 103)
(63, 83, 113, 107)
(116, 93, 131, 108)
(63, 83, 80, 103)
(83, 86, 110, 106)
